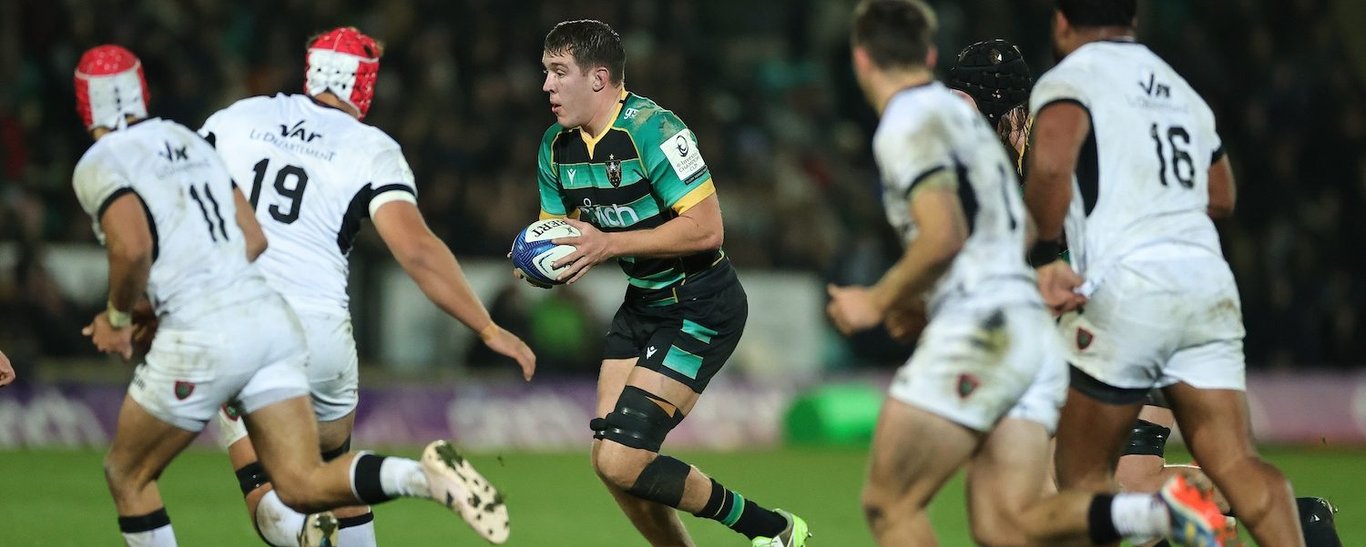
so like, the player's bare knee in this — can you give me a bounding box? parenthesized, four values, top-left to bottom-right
(591, 445, 648, 491)
(102, 453, 147, 494)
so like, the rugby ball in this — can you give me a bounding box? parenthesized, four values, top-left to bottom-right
(511, 219, 581, 287)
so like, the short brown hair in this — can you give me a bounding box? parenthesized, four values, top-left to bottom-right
(851, 0, 938, 71)
(544, 20, 626, 85)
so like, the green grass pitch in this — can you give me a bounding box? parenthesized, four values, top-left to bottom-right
(0, 446, 1359, 545)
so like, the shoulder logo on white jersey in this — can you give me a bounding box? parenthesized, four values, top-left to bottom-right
(279, 120, 323, 142)
(645, 346, 658, 359)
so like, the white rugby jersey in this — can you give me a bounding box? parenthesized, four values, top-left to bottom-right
(200, 93, 417, 311)
(1030, 39, 1224, 292)
(874, 82, 1040, 315)
(73, 118, 272, 324)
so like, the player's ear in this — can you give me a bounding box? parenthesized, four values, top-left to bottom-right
(592, 68, 606, 91)
(926, 45, 938, 71)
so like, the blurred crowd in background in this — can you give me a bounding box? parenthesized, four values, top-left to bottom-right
(1, 0, 1363, 373)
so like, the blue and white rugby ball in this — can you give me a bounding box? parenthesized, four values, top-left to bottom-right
(511, 219, 581, 287)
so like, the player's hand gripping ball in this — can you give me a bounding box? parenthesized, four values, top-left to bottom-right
(510, 219, 581, 288)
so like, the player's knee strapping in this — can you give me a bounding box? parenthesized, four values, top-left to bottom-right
(1122, 419, 1171, 457)
(322, 436, 352, 462)
(624, 455, 691, 507)
(591, 386, 683, 452)
(235, 461, 270, 496)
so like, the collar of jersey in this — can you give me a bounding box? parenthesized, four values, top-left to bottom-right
(579, 88, 629, 158)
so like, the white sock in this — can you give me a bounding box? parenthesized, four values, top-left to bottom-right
(119, 508, 176, 547)
(338, 516, 378, 547)
(380, 457, 429, 498)
(1111, 493, 1171, 538)
(255, 490, 306, 547)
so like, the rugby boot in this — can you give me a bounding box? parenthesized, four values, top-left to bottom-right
(297, 511, 339, 547)
(1159, 473, 1234, 546)
(751, 509, 810, 547)
(422, 440, 510, 544)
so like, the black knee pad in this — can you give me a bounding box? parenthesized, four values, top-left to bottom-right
(321, 436, 352, 462)
(625, 455, 691, 507)
(1297, 497, 1342, 547)
(594, 386, 682, 452)
(1122, 419, 1171, 457)
(234, 461, 270, 496)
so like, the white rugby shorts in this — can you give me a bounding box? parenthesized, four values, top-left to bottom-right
(889, 303, 1068, 434)
(129, 293, 309, 432)
(1058, 256, 1246, 392)
(218, 302, 359, 447)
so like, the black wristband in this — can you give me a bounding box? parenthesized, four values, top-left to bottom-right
(1028, 239, 1062, 267)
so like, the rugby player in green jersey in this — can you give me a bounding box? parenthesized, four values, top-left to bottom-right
(527, 20, 809, 547)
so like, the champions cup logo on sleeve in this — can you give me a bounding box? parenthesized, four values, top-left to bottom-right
(661, 129, 706, 184)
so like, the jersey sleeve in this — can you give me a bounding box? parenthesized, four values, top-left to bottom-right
(1029, 65, 1091, 116)
(365, 141, 419, 218)
(72, 146, 133, 224)
(198, 108, 227, 148)
(644, 112, 714, 214)
(537, 125, 569, 219)
(1198, 102, 1224, 163)
(876, 111, 955, 198)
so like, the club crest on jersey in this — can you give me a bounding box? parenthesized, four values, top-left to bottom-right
(606, 154, 623, 187)
(956, 373, 980, 399)
(279, 120, 323, 142)
(157, 141, 188, 162)
(1076, 327, 1094, 350)
(220, 403, 243, 420)
(174, 381, 195, 400)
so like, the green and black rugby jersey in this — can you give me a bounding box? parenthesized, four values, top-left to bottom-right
(538, 90, 724, 291)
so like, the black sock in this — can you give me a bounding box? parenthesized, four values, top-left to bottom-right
(338, 513, 375, 529)
(351, 453, 394, 505)
(1087, 494, 1122, 545)
(692, 478, 787, 540)
(118, 507, 171, 533)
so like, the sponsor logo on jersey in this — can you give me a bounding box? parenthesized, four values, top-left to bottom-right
(606, 154, 623, 187)
(580, 198, 639, 228)
(567, 168, 577, 183)
(623, 107, 640, 119)
(1138, 73, 1171, 98)
(157, 141, 189, 162)
(248, 128, 337, 161)
(174, 381, 195, 400)
(646, 346, 658, 359)
(279, 120, 324, 142)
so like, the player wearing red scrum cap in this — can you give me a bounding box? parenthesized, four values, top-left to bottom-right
(199, 27, 533, 546)
(73, 43, 516, 547)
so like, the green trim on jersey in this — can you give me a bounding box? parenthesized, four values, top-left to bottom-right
(537, 91, 721, 290)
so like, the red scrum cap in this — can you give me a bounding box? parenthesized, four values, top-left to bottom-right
(305, 27, 382, 119)
(74, 45, 149, 130)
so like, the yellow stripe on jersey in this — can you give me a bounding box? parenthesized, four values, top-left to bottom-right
(580, 89, 630, 158)
(672, 178, 716, 214)
(539, 209, 581, 220)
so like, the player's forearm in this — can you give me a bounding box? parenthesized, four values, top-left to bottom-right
(399, 237, 494, 332)
(1023, 172, 1071, 241)
(606, 215, 722, 259)
(869, 238, 957, 313)
(106, 243, 151, 312)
